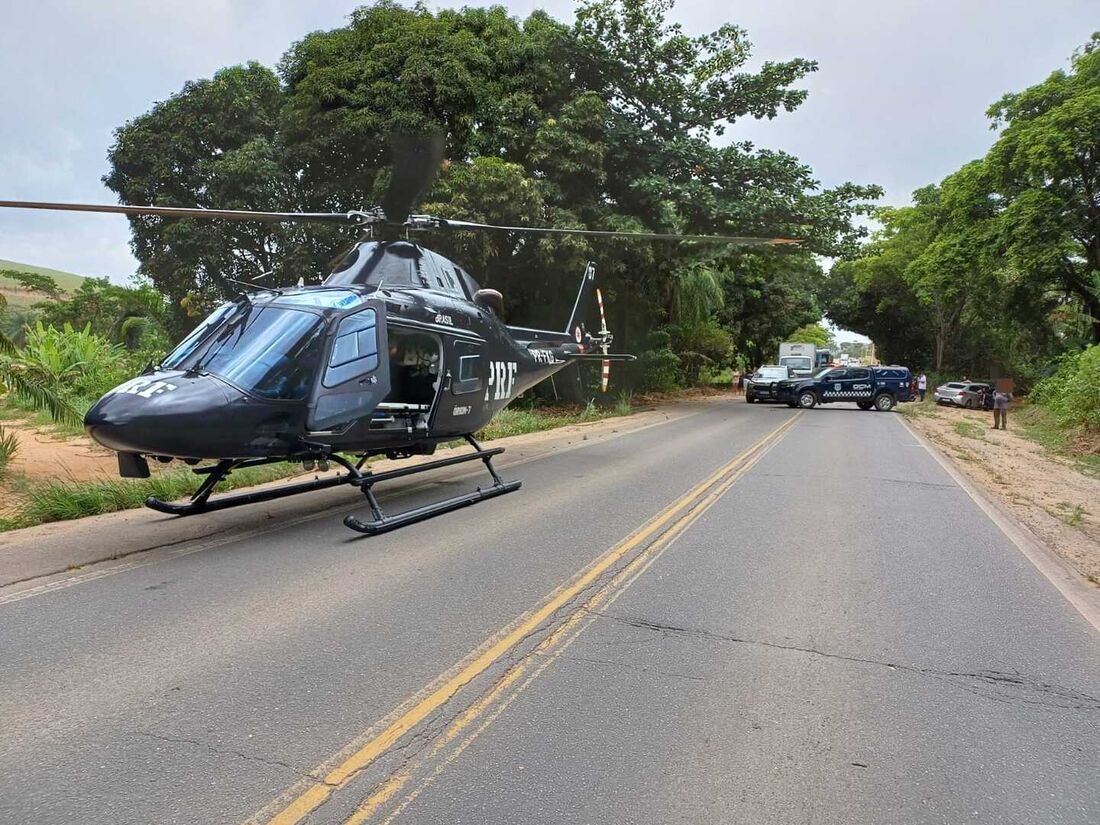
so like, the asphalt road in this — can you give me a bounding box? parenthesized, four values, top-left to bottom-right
(1, 399, 1098, 825)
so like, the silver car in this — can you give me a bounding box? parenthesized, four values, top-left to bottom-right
(934, 381, 990, 408)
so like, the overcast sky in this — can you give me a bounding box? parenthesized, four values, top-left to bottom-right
(0, 0, 1094, 295)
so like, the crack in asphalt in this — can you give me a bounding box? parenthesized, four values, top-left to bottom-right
(129, 729, 320, 781)
(590, 612, 1100, 712)
(561, 653, 707, 682)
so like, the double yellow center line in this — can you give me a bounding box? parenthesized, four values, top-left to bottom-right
(256, 412, 801, 825)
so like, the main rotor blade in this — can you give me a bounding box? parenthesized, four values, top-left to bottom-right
(381, 131, 446, 223)
(429, 217, 801, 246)
(0, 200, 361, 225)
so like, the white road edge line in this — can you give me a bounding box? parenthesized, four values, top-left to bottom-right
(898, 415, 1100, 635)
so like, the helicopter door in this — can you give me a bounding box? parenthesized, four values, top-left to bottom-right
(307, 302, 389, 433)
(433, 338, 484, 428)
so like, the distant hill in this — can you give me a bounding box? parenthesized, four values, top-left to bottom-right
(0, 259, 87, 306)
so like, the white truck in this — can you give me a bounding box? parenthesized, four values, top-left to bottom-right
(778, 342, 818, 377)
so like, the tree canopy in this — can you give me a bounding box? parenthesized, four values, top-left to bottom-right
(824, 34, 1100, 381)
(104, 1, 879, 385)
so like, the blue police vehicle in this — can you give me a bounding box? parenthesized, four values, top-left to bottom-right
(775, 365, 913, 411)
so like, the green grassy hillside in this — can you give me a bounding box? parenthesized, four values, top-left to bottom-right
(0, 259, 86, 304)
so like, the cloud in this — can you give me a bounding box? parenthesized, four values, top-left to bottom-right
(3, 128, 84, 190)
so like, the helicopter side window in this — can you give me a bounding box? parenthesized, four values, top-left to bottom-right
(453, 342, 482, 395)
(323, 308, 379, 388)
(459, 356, 478, 381)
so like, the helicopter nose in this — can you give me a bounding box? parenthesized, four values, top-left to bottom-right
(84, 372, 236, 456)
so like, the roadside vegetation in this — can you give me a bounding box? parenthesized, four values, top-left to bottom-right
(0, 276, 172, 444)
(477, 395, 636, 441)
(0, 462, 301, 532)
(1000, 345, 1097, 476)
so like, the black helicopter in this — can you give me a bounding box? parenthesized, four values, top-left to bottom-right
(0, 137, 796, 534)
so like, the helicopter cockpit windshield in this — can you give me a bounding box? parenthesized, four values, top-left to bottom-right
(163, 305, 326, 401)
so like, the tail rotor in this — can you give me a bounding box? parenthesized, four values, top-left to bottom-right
(595, 288, 611, 393)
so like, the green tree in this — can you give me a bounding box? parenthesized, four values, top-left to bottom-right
(720, 252, 823, 366)
(36, 278, 170, 351)
(788, 322, 831, 349)
(985, 34, 1100, 344)
(825, 251, 931, 369)
(104, 63, 330, 333)
(0, 269, 61, 299)
(105, 1, 879, 386)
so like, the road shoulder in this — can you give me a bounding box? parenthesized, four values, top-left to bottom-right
(0, 400, 706, 589)
(899, 411, 1100, 633)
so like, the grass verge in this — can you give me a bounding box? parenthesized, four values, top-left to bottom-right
(476, 401, 632, 440)
(1014, 404, 1100, 480)
(952, 418, 987, 441)
(0, 462, 303, 532)
(897, 399, 937, 419)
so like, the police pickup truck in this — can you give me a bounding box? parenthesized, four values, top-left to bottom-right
(775, 365, 913, 411)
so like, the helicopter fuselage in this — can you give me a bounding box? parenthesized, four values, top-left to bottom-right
(85, 279, 584, 467)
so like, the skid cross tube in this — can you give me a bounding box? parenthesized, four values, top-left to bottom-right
(144, 454, 367, 516)
(343, 435, 521, 535)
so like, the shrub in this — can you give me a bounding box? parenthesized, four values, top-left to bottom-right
(0, 305, 41, 348)
(637, 347, 682, 393)
(36, 277, 170, 350)
(1030, 345, 1100, 433)
(0, 322, 128, 425)
(670, 319, 733, 385)
(18, 322, 129, 407)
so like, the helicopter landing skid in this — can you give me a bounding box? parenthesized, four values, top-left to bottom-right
(343, 435, 521, 535)
(144, 453, 368, 516)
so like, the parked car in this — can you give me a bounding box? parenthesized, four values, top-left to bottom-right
(746, 365, 792, 403)
(934, 382, 991, 409)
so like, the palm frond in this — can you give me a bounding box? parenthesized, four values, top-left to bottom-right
(0, 367, 83, 426)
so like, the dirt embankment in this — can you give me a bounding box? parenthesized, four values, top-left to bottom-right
(905, 403, 1100, 584)
(3, 421, 118, 482)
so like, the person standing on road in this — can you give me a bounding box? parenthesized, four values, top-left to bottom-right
(917, 372, 927, 401)
(992, 387, 1012, 430)
(732, 369, 742, 395)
